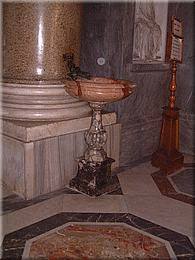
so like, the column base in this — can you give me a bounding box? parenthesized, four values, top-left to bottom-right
(151, 148, 184, 174)
(2, 82, 91, 121)
(69, 158, 120, 197)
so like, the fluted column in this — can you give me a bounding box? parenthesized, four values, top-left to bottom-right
(2, 2, 90, 121)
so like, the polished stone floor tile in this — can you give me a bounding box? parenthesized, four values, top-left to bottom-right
(118, 168, 161, 195)
(62, 194, 128, 213)
(3, 194, 127, 235)
(152, 165, 195, 206)
(1, 179, 123, 215)
(3, 195, 63, 235)
(169, 168, 194, 197)
(124, 194, 194, 241)
(2, 212, 195, 259)
(1, 155, 194, 259)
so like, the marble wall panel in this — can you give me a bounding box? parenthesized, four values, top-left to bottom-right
(34, 137, 62, 196)
(2, 136, 25, 197)
(58, 132, 83, 184)
(106, 71, 170, 166)
(24, 142, 35, 199)
(104, 124, 121, 167)
(180, 112, 195, 155)
(120, 118, 162, 166)
(106, 71, 169, 122)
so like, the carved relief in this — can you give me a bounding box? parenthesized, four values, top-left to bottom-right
(133, 1, 168, 63)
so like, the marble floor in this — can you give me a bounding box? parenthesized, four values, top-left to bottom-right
(1, 154, 195, 259)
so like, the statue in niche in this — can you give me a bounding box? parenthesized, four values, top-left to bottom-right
(133, 1, 162, 62)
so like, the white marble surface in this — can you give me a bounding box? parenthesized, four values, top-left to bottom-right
(2, 136, 26, 198)
(120, 162, 194, 244)
(2, 195, 63, 235)
(118, 165, 160, 195)
(62, 194, 127, 213)
(124, 194, 194, 244)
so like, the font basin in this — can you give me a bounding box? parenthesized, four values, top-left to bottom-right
(64, 77, 136, 103)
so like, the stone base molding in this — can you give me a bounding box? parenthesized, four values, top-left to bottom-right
(2, 82, 91, 121)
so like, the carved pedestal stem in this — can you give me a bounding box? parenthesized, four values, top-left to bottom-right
(84, 102, 107, 163)
(68, 102, 118, 197)
(169, 60, 177, 110)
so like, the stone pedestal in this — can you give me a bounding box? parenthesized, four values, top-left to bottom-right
(69, 157, 120, 197)
(2, 2, 90, 121)
(2, 113, 120, 199)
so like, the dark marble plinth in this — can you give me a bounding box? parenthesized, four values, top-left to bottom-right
(69, 157, 119, 197)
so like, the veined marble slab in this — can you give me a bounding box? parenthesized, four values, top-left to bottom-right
(180, 111, 195, 155)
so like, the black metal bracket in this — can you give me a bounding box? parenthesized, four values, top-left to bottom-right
(63, 53, 91, 80)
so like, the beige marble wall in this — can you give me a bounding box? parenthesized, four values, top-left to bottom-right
(2, 113, 120, 199)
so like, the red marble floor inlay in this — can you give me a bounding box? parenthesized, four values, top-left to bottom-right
(152, 164, 195, 205)
(24, 224, 172, 259)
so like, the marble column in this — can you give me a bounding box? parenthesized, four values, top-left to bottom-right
(2, 2, 90, 121)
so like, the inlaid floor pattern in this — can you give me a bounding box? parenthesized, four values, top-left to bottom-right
(24, 224, 171, 259)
